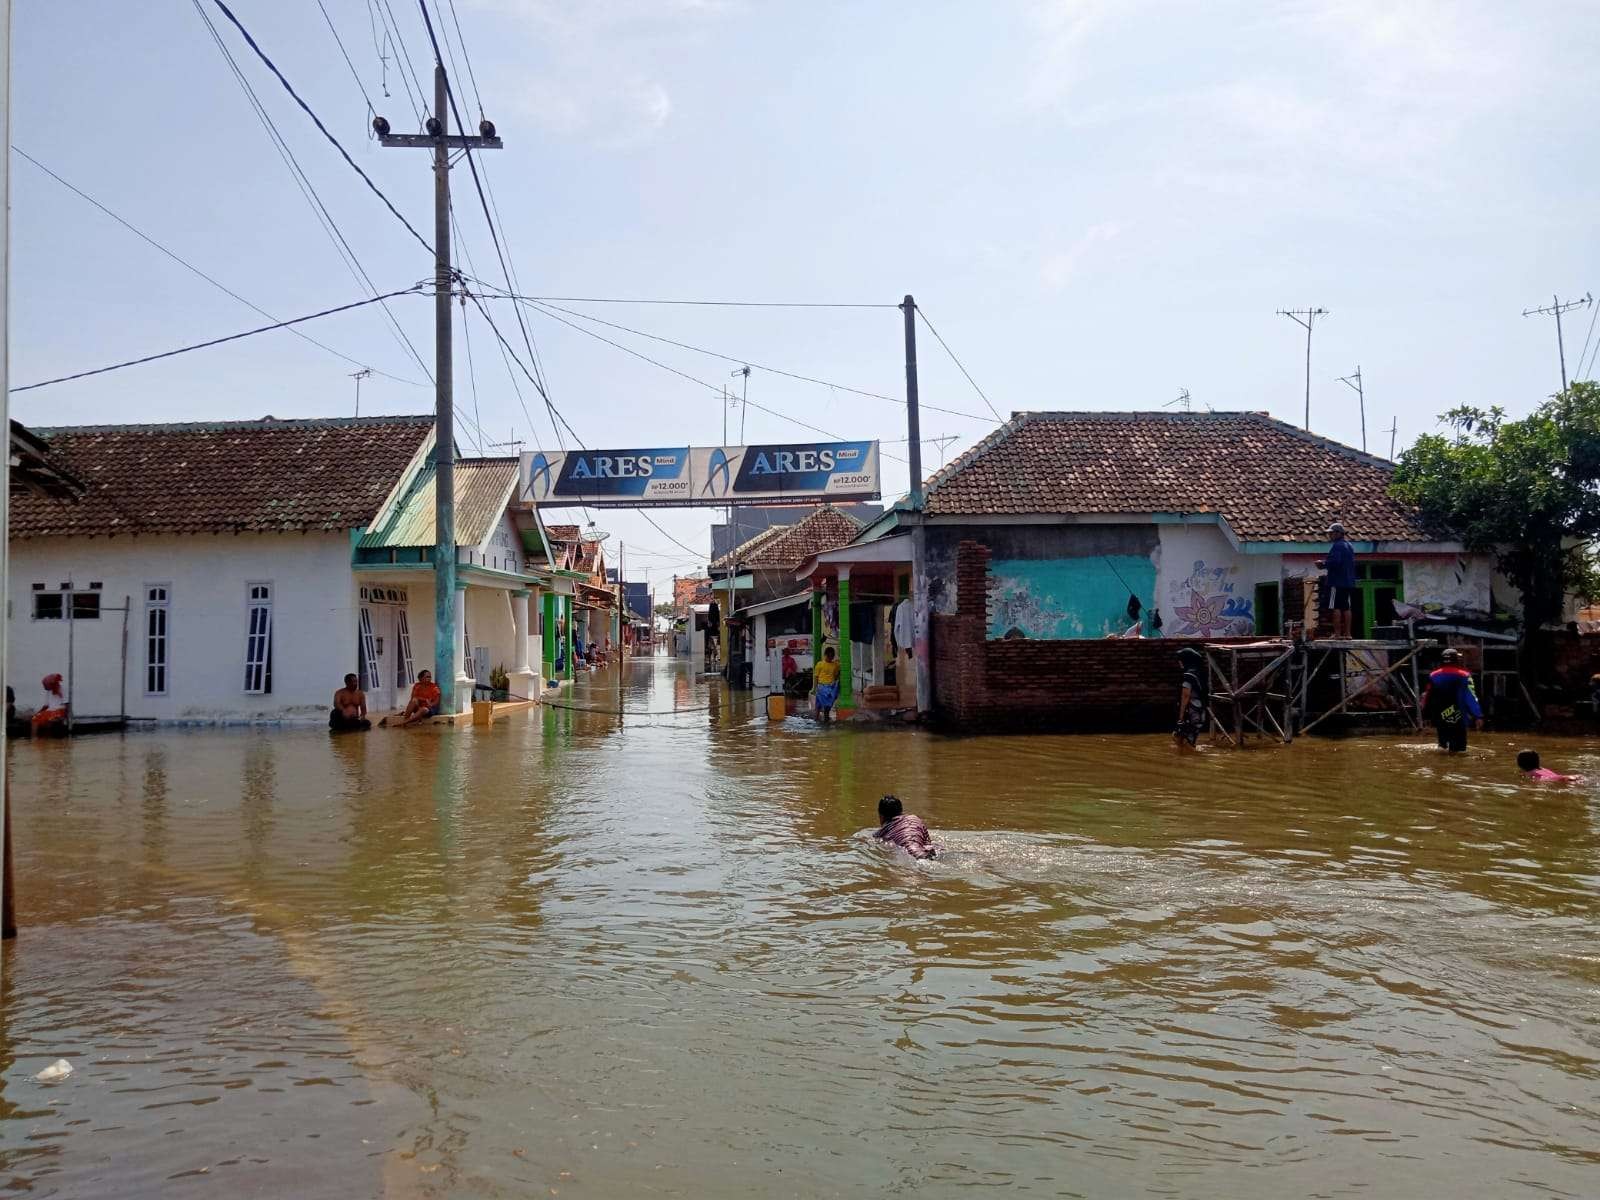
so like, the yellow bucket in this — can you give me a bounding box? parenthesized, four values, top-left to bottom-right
(766, 694, 786, 721)
(471, 700, 494, 726)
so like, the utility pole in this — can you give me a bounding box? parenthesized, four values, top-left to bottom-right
(1522, 292, 1592, 391)
(1337, 366, 1365, 452)
(350, 367, 371, 417)
(1, 0, 13, 940)
(375, 67, 500, 714)
(901, 296, 924, 504)
(1276, 307, 1329, 431)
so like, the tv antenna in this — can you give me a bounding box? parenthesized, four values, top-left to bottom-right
(1336, 366, 1365, 452)
(350, 368, 371, 417)
(1522, 292, 1592, 391)
(1164, 388, 1192, 413)
(1276, 307, 1329, 430)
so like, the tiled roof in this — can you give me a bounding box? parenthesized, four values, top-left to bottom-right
(11, 416, 434, 539)
(922, 411, 1434, 542)
(358, 457, 520, 549)
(715, 505, 864, 569)
(544, 524, 581, 542)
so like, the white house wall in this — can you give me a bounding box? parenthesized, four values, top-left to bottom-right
(9, 532, 358, 722)
(1154, 523, 1279, 637)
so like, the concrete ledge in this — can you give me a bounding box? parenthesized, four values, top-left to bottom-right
(430, 699, 538, 726)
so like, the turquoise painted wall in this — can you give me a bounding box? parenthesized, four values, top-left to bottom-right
(987, 555, 1155, 639)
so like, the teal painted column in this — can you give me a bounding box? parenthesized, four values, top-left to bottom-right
(434, 544, 457, 712)
(811, 587, 824, 670)
(563, 596, 574, 681)
(837, 569, 853, 708)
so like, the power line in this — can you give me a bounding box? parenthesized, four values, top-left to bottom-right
(378, 0, 431, 120)
(443, 0, 486, 118)
(415, 1, 565, 455)
(13, 285, 427, 393)
(190, 0, 435, 385)
(505, 295, 898, 309)
(914, 306, 1004, 423)
(313, 0, 375, 118)
(515, 296, 909, 463)
(475, 288, 992, 423)
(14, 146, 425, 390)
(1523, 292, 1594, 390)
(209, 0, 433, 256)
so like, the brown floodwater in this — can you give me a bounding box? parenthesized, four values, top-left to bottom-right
(3, 654, 1600, 1198)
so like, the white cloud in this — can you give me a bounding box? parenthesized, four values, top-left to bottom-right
(1040, 220, 1128, 290)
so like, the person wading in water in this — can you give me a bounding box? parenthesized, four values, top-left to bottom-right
(1422, 648, 1482, 753)
(1173, 647, 1209, 750)
(874, 795, 937, 860)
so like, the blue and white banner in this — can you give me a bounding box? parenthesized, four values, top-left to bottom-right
(522, 441, 879, 508)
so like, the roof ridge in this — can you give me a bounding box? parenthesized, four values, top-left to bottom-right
(34, 414, 435, 436)
(923, 412, 1028, 501)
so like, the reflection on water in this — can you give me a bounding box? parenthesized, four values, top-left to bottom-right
(4, 655, 1600, 1198)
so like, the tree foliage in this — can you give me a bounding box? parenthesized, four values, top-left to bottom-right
(1390, 381, 1600, 631)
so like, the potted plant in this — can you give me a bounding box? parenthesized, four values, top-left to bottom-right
(489, 663, 511, 702)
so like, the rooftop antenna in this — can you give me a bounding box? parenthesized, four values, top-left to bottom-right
(1336, 365, 1366, 452)
(927, 433, 959, 468)
(1276, 307, 1329, 430)
(486, 428, 524, 454)
(1522, 292, 1592, 391)
(1386, 417, 1398, 461)
(350, 367, 371, 417)
(1163, 388, 1192, 413)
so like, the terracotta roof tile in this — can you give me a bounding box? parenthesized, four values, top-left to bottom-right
(923, 411, 1433, 542)
(715, 505, 863, 569)
(11, 416, 435, 539)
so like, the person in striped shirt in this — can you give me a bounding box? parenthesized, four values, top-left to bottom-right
(874, 795, 937, 860)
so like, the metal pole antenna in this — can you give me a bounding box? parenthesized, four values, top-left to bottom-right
(1337, 366, 1365, 452)
(1277, 307, 1328, 430)
(351, 367, 371, 418)
(1387, 417, 1398, 461)
(902, 295, 923, 504)
(375, 65, 502, 714)
(1522, 292, 1592, 392)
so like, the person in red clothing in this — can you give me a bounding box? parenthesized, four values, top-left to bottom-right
(391, 670, 442, 727)
(1421, 649, 1482, 754)
(873, 795, 937, 860)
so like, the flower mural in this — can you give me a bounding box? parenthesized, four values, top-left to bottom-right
(1169, 560, 1254, 636)
(1173, 589, 1232, 637)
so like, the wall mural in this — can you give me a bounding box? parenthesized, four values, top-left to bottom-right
(987, 555, 1156, 640)
(1168, 559, 1254, 637)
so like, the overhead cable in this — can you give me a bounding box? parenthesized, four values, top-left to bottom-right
(13, 145, 425, 389)
(505, 295, 897, 309)
(209, 0, 433, 256)
(13, 285, 427, 393)
(915, 306, 1005, 423)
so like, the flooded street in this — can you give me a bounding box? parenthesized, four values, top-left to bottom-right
(3, 654, 1600, 1198)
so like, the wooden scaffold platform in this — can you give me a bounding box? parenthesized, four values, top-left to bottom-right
(1205, 637, 1438, 746)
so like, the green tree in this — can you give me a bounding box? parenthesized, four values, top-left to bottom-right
(1390, 381, 1600, 639)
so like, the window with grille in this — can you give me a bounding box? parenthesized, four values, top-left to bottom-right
(145, 585, 170, 695)
(357, 607, 380, 692)
(394, 609, 415, 688)
(243, 583, 273, 694)
(33, 591, 63, 620)
(71, 592, 101, 620)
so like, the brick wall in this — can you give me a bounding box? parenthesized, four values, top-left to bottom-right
(932, 539, 1260, 733)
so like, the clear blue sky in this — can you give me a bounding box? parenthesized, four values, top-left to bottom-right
(11, 2, 1599, 584)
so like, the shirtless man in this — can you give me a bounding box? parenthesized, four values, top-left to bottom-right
(330, 673, 370, 732)
(874, 794, 937, 860)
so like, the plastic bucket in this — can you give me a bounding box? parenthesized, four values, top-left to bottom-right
(766, 694, 786, 721)
(471, 700, 494, 726)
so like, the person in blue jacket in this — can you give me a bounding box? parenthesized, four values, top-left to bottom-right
(1422, 648, 1483, 753)
(1317, 521, 1357, 640)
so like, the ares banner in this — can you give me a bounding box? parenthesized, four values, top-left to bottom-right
(521, 441, 879, 508)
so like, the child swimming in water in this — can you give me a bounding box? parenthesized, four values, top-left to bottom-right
(1516, 750, 1585, 783)
(874, 795, 937, 860)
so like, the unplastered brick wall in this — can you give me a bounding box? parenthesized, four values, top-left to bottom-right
(933, 539, 1258, 732)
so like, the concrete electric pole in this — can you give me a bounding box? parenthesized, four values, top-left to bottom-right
(1522, 292, 1593, 392)
(1277, 307, 1329, 431)
(374, 66, 500, 713)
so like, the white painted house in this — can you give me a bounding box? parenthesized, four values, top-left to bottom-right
(8, 416, 563, 724)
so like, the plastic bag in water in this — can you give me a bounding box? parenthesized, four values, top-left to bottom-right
(34, 1059, 73, 1083)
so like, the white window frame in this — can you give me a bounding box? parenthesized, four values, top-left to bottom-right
(144, 584, 171, 697)
(243, 582, 273, 695)
(358, 606, 380, 692)
(32, 590, 64, 621)
(394, 608, 415, 689)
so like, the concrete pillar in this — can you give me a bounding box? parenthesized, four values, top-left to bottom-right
(542, 593, 556, 672)
(510, 589, 534, 699)
(837, 567, 853, 709)
(453, 581, 473, 712)
(911, 524, 931, 716)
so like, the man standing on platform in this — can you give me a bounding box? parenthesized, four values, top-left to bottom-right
(1318, 521, 1357, 640)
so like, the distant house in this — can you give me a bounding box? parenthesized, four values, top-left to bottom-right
(8, 416, 565, 723)
(848, 410, 1505, 728)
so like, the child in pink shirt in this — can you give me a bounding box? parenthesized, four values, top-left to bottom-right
(1517, 750, 1584, 782)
